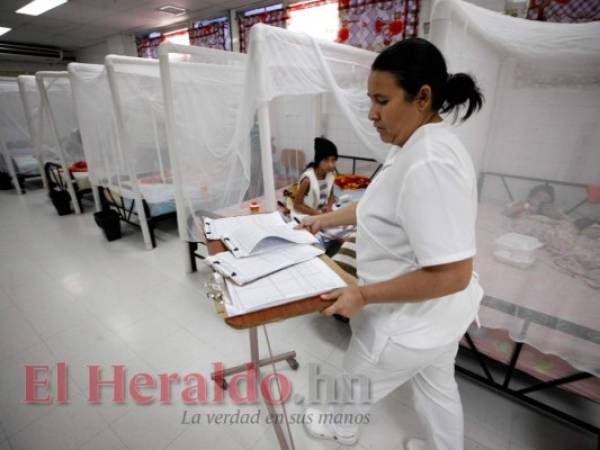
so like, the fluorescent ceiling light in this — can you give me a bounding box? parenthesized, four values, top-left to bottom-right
(0, 27, 11, 37)
(157, 5, 187, 16)
(16, 0, 68, 16)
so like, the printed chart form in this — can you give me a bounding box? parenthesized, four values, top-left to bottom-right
(225, 258, 346, 315)
(204, 211, 284, 239)
(207, 244, 323, 285)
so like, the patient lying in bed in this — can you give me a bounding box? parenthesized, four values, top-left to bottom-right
(499, 184, 600, 287)
(503, 184, 567, 221)
(506, 210, 600, 289)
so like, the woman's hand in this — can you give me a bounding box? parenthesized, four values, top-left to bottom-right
(320, 286, 367, 318)
(296, 215, 323, 234)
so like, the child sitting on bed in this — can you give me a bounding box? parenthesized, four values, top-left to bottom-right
(292, 137, 338, 220)
(503, 184, 567, 221)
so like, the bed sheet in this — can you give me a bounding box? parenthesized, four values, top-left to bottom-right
(475, 203, 600, 376)
(58, 170, 91, 192)
(104, 182, 177, 218)
(13, 155, 40, 176)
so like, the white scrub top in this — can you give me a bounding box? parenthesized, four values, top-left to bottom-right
(352, 122, 483, 359)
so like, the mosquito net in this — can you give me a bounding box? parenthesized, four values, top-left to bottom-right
(68, 63, 123, 192)
(104, 55, 172, 204)
(243, 24, 390, 210)
(0, 78, 35, 181)
(158, 28, 388, 241)
(35, 72, 85, 167)
(158, 43, 250, 241)
(431, 0, 600, 375)
(17, 75, 41, 160)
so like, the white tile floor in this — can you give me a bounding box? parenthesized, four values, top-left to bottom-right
(0, 188, 597, 450)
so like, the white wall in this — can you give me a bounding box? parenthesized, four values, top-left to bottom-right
(75, 41, 109, 64)
(464, 0, 506, 12)
(420, 0, 507, 39)
(0, 60, 68, 76)
(76, 33, 137, 64)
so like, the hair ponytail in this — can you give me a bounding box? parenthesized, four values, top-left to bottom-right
(441, 73, 483, 121)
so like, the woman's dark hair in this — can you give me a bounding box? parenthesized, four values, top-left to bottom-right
(306, 137, 338, 169)
(372, 37, 483, 121)
(528, 184, 555, 203)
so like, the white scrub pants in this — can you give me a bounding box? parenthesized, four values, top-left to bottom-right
(332, 336, 463, 450)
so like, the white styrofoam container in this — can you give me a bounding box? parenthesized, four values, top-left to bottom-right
(494, 232, 543, 269)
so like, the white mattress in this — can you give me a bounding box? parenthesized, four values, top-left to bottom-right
(58, 170, 91, 192)
(475, 202, 600, 375)
(13, 155, 40, 176)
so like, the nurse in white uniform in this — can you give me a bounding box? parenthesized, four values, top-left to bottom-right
(301, 37, 484, 450)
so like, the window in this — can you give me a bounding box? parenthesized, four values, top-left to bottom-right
(237, 3, 287, 52)
(162, 28, 190, 46)
(190, 16, 231, 51)
(243, 3, 284, 16)
(287, 1, 339, 42)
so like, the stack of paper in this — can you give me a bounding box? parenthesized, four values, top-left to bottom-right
(203, 212, 347, 316)
(224, 258, 346, 316)
(222, 222, 319, 257)
(204, 212, 285, 240)
(206, 212, 318, 258)
(207, 244, 324, 285)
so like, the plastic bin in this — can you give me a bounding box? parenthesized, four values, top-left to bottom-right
(94, 210, 122, 242)
(49, 190, 73, 216)
(494, 232, 543, 269)
(0, 172, 13, 190)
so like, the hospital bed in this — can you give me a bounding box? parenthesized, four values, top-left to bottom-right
(185, 153, 379, 273)
(458, 172, 600, 440)
(97, 176, 177, 249)
(0, 147, 40, 191)
(44, 161, 92, 213)
(304, 169, 600, 439)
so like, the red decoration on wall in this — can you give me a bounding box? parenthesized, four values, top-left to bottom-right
(388, 18, 404, 35)
(527, 0, 599, 22)
(337, 0, 420, 52)
(188, 21, 229, 50)
(136, 35, 164, 59)
(337, 27, 350, 42)
(238, 9, 288, 53)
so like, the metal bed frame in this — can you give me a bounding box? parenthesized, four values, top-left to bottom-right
(97, 185, 176, 249)
(44, 162, 91, 213)
(458, 172, 599, 446)
(15, 172, 42, 193)
(0, 169, 41, 193)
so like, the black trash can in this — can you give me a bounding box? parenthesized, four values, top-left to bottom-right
(49, 190, 73, 216)
(94, 210, 122, 242)
(0, 172, 13, 190)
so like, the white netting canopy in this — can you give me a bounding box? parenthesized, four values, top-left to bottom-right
(159, 26, 393, 242)
(35, 72, 84, 167)
(243, 24, 390, 208)
(17, 75, 41, 159)
(68, 63, 122, 191)
(431, 0, 600, 375)
(0, 78, 36, 182)
(105, 55, 172, 205)
(159, 43, 250, 242)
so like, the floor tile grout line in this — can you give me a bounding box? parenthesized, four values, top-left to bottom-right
(106, 421, 132, 450)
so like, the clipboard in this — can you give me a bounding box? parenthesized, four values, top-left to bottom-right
(204, 225, 357, 330)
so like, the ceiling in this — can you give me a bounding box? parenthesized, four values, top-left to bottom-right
(0, 0, 266, 51)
